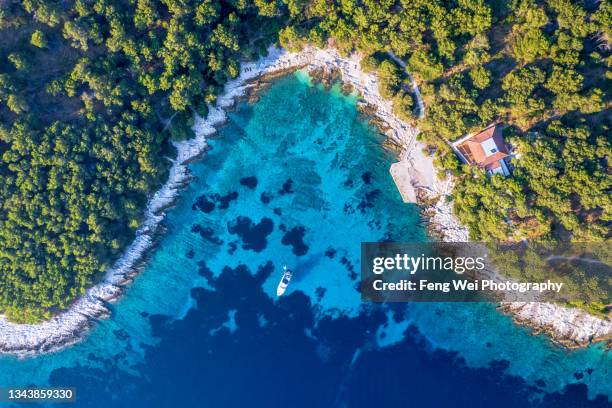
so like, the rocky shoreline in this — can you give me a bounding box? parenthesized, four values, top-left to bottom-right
(0, 46, 296, 357)
(499, 303, 612, 349)
(0, 46, 609, 357)
(290, 48, 611, 349)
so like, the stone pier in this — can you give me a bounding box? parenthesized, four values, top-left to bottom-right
(390, 161, 417, 203)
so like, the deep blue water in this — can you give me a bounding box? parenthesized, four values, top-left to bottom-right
(0, 72, 610, 407)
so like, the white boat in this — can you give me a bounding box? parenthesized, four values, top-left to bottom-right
(276, 265, 293, 296)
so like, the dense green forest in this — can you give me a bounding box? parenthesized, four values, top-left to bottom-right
(0, 0, 288, 322)
(0, 0, 609, 321)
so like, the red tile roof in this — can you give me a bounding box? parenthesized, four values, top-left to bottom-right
(456, 124, 509, 169)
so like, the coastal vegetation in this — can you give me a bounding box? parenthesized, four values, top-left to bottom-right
(279, 0, 610, 244)
(0, 0, 286, 322)
(0, 0, 609, 320)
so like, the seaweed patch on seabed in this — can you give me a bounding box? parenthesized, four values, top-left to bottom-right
(216, 192, 239, 209)
(197, 261, 214, 280)
(192, 192, 239, 213)
(357, 189, 381, 213)
(367, 219, 382, 231)
(361, 172, 372, 184)
(281, 226, 309, 256)
(227, 241, 238, 255)
(191, 224, 224, 246)
(260, 192, 273, 204)
(255, 261, 276, 283)
(239, 176, 258, 189)
(227, 216, 274, 252)
(192, 195, 216, 213)
(343, 202, 355, 214)
(324, 247, 336, 258)
(316, 286, 327, 301)
(340, 256, 357, 280)
(278, 179, 295, 195)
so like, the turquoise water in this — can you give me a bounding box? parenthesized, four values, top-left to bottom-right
(0, 72, 609, 406)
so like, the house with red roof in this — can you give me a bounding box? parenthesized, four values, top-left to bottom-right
(451, 124, 511, 176)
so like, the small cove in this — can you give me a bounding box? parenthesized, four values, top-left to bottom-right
(0, 71, 609, 407)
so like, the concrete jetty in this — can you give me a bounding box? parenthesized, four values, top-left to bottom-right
(390, 161, 417, 203)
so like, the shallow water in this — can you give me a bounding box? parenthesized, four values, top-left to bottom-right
(0, 72, 609, 407)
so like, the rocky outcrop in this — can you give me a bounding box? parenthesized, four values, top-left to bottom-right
(500, 302, 612, 349)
